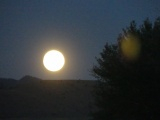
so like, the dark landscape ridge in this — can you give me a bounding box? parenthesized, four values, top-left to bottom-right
(0, 75, 97, 120)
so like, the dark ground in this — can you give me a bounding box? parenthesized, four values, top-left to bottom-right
(0, 76, 97, 120)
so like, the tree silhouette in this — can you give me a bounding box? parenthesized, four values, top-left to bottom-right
(91, 17, 160, 120)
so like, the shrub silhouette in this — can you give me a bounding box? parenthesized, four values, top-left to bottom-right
(91, 17, 160, 120)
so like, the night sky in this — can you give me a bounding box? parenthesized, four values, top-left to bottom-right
(0, 0, 160, 80)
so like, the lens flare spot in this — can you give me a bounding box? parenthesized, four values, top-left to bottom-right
(121, 34, 141, 61)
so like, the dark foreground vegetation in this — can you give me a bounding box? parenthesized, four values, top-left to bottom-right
(91, 17, 160, 120)
(0, 75, 96, 120)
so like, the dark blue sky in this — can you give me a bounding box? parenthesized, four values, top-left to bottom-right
(0, 0, 160, 80)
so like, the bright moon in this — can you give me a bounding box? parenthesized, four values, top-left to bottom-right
(43, 50, 65, 72)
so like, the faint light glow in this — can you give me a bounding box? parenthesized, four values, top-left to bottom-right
(121, 34, 141, 61)
(43, 50, 65, 72)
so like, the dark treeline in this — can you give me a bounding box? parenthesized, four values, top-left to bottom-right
(91, 17, 160, 120)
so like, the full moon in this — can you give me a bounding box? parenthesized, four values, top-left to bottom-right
(43, 50, 65, 72)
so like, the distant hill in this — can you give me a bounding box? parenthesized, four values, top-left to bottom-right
(20, 75, 42, 81)
(0, 75, 97, 120)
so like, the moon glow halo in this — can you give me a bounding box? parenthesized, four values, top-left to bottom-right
(43, 50, 65, 72)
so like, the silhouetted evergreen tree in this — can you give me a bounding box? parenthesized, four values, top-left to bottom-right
(91, 17, 160, 120)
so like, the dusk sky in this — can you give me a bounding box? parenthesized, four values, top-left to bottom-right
(0, 0, 160, 80)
